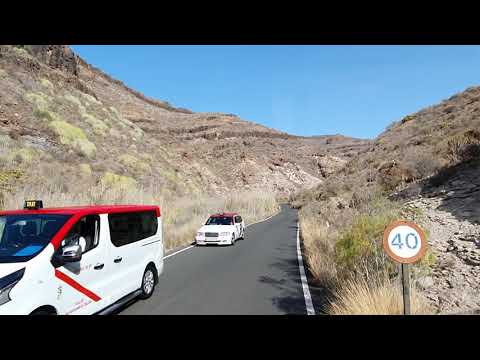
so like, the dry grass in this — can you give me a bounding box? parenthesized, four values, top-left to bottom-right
(327, 275, 433, 315)
(296, 183, 436, 314)
(299, 208, 337, 286)
(1, 184, 279, 251)
(293, 87, 480, 315)
(162, 192, 279, 249)
(299, 186, 399, 275)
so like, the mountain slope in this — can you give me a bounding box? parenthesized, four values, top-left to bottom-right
(0, 45, 368, 203)
(292, 84, 480, 314)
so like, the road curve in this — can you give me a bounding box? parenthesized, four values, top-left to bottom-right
(120, 204, 311, 315)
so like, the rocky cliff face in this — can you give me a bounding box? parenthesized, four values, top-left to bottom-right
(3, 45, 80, 76)
(395, 160, 480, 314)
(0, 45, 365, 202)
(25, 45, 79, 75)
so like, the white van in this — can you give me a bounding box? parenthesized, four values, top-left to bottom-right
(0, 201, 164, 315)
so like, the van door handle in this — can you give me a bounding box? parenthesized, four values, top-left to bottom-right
(94, 263, 104, 270)
(114, 257, 122, 263)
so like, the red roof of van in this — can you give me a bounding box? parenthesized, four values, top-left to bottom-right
(0, 205, 160, 217)
(0, 205, 161, 250)
(210, 212, 238, 218)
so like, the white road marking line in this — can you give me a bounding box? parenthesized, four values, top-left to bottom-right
(163, 209, 281, 260)
(245, 210, 281, 228)
(163, 245, 195, 259)
(296, 221, 316, 315)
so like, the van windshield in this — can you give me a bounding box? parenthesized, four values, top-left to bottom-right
(0, 214, 71, 263)
(205, 217, 233, 226)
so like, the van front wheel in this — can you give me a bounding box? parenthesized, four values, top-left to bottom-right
(139, 266, 156, 299)
(30, 306, 57, 315)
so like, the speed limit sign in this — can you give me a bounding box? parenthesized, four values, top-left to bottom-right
(383, 220, 427, 264)
(383, 220, 427, 315)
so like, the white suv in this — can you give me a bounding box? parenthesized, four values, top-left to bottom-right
(0, 201, 164, 315)
(195, 212, 245, 246)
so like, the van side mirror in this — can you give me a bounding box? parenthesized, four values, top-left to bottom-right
(61, 244, 83, 263)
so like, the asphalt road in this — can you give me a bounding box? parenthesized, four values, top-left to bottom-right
(120, 204, 313, 315)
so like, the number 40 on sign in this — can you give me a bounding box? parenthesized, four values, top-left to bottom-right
(383, 221, 427, 264)
(383, 220, 427, 315)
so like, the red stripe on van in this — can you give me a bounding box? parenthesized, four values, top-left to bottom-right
(51, 214, 83, 250)
(55, 269, 101, 302)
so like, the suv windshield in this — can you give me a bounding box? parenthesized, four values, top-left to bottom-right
(0, 214, 71, 263)
(205, 216, 233, 226)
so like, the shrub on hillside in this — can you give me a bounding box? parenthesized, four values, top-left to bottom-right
(443, 129, 480, 164)
(99, 172, 137, 191)
(335, 211, 398, 280)
(349, 184, 383, 210)
(82, 113, 108, 136)
(118, 154, 151, 174)
(402, 146, 443, 179)
(377, 160, 415, 192)
(78, 164, 92, 177)
(33, 108, 63, 123)
(401, 115, 415, 124)
(25, 91, 51, 114)
(49, 120, 96, 158)
(40, 78, 54, 91)
(11, 46, 32, 59)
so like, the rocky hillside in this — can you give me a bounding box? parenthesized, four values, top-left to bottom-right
(292, 84, 480, 314)
(398, 160, 480, 313)
(0, 45, 367, 205)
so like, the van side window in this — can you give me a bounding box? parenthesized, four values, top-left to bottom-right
(238, 216, 243, 223)
(109, 211, 158, 247)
(61, 215, 100, 254)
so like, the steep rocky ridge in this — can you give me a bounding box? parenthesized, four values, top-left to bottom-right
(292, 82, 480, 314)
(0, 45, 367, 204)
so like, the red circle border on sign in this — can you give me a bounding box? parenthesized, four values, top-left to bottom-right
(383, 220, 428, 264)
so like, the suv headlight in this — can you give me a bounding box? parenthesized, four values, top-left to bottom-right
(219, 232, 231, 237)
(197, 232, 204, 237)
(0, 268, 25, 306)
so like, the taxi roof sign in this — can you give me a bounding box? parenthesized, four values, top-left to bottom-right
(24, 200, 43, 210)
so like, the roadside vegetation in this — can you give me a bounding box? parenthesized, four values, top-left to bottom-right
(328, 274, 431, 315)
(291, 92, 480, 315)
(0, 182, 279, 251)
(295, 183, 434, 314)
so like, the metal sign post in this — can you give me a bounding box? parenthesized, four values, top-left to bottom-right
(401, 263, 411, 315)
(383, 220, 427, 316)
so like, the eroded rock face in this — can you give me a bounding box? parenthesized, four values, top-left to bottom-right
(25, 45, 78, 76)
(402, 162, 480, 314)
(314, 154, 347, 177)
(0, 44, 366, 199)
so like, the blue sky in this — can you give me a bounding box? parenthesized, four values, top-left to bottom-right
(72, 45, 480, 139)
